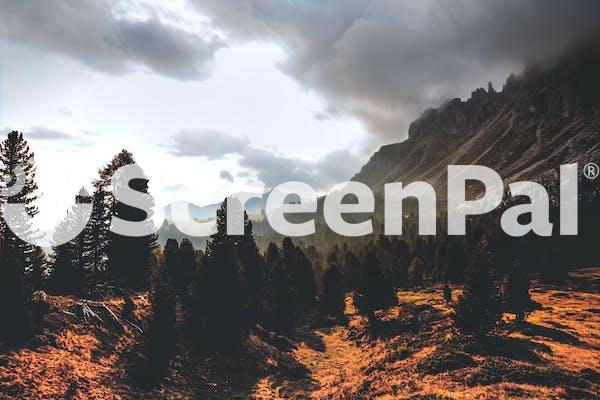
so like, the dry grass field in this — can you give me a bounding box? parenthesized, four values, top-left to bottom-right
(1, 268, 599, 399)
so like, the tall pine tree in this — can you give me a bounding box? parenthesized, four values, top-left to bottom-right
(453, 240, 501, 337)
(101, 151, 158, 288)
(355, 253, 397, 327)
(0, 131, 39, 267)
(320, 263, 345, 321)
(191, 200, 245, 353)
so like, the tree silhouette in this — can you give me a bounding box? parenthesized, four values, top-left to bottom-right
(143, 257, 177, 380)
(0, 131, 39, 269)
(102, 151, 157, 288)
(408, 256, 425, 287)
(29, 246, 48, 292)
(503, 258, 533, 323)
(191, 200, 245, 353)
(282, 237, 316, 311)
(0, 242, 30, 346)
(233, 199, 264, 324)
(262, 242, 295, 332)
(320, 263, 345, 321)
(84, 184, 109, 281)
(355, 253, 397, 327)
(175, 238, 196, 299)
(48, 190, 93, 295)
(453, 240, 501, 337)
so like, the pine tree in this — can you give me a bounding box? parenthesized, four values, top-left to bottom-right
(233, 200, 264, 323)
(540, 245, 568, 285)
(163, 238, 179, 288)
(282, 237, 316, 311)
(320, 263, 345, 320)
(453, 241, 501, 337)
(444, 238, 468, 283)
(48, 190, 92, 295)
(49, 216, 83, 295)
(175, 238, 196, 299)
(102, 151, 158, 288)
(408, 257, 425, 287)
(355, 253, 397, 326)
(143, 258, 177, 379)
(0, 242, 30, 345)
(0, 131, 39, 268)
(84, 185, 109, 281)
(262, 242, 295, 332)
(503, 259, 533, 323)
(29, 246, 48, 291)
(443, 283, 452, 303)
(191, 200, 245, 353)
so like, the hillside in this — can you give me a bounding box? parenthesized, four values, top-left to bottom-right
(353, 44, 600, 194)
(1, 269, 598, 399)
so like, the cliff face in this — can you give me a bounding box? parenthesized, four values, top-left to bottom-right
(353, 45, 600, 195)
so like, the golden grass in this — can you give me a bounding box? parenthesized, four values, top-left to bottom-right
(0, 269, 598, 399)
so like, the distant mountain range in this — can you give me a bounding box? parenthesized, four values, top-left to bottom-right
(163, 192, 267, 222)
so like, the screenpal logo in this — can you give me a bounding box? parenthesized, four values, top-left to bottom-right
(0, 163, 585, 246)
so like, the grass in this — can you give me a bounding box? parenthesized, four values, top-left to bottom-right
(0, 268, 599, 399)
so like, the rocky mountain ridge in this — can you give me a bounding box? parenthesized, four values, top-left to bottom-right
(353, 44, 600, 196)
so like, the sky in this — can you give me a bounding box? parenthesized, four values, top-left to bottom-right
(1, 0, 599, 230)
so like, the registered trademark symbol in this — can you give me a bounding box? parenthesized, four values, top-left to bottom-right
(583, 162, 599, 180)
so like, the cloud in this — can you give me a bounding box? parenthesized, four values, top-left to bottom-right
(165, 130, 249, 159)
(58, 107, 72, 117)
(0, 126, 96, 148)
(219, 170, 234, 182)
(237, 147, 362, 192)
(26, 126, 73, 141)
(0, 0, 225, 80)
(193, 0, 600, 143)
(166, 130, 362, 191)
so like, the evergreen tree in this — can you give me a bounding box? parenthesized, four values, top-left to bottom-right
(262, 242, 295, 332)
(540, 245, 568, 285)
(444, 238, 468, 283)
(233, 200, 264, 323)
(0, 242, 30, 345)
(355, 253, 397, 326)
(453, 242, 501, 337)
(143, 258, 177, 380)
(163, 238, 179, 288)
(320, 263, 345, 320)
(282, 237, 316, 311)
(175, 238, 196, 299)
(29, 246, 48, 292)
(443, 283, 452, 303)
(408, 257, 425, 287)
(191, 200, 245, 352)
(48, 190, 92, 295)
(0, 131, 39, 267)
(84, 184, 109, 281)
(503, 259, 533, 323)
(103, 151, 157, 288)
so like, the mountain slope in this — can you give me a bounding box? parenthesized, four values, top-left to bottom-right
(353, 44, 600, 194)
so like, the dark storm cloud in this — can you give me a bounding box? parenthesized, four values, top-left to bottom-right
(166, 130, 249, 159)
(0, 0, 224, 80)
(219, 170, 235, 182)
(193, 0, 600, 142)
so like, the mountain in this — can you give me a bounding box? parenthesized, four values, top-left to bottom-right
(164, 192, 267, 222)
(353, 43, 600, 195)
